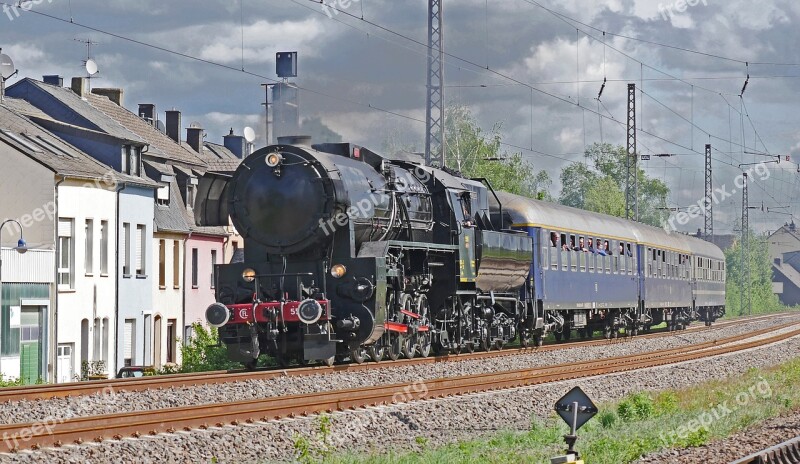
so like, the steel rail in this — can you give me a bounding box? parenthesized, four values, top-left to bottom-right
(1, 322, 799, 453)
(0, 312, 790, 403)
(729, 435, 800, 463)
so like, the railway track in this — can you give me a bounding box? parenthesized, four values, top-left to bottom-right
(0, 312, 789, 404)
(2, 320, 799, 453)
(730, 435, 800, 463)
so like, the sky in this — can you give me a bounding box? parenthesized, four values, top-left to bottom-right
(2, 0, 800, 235)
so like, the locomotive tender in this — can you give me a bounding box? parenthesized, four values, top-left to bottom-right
(197, 137, 725, 368)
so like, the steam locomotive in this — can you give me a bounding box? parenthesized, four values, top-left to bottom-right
(197, 136, 725, 368)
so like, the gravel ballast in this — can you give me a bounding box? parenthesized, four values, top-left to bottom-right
(636, 411, 800, 463)
(1, 314, 796, 426)
(2, 315, 800, 463)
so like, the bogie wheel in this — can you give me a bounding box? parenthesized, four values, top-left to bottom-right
(480, 335, 491, 352)
(244, 359, 258, 371)
(554, 330, 563, 342)
(387, 333, 402, 361)
(399, 294, 417, 359)
(321, 356, 335, 367)
(465, 341, 475, 353)
(534, 331, 544, 347)
(367, 344, 385, 363)
(494, 339, 505, 350)
(402, 335, 416, 359)
(520, 326, 531, 348)
(416, 294, 432, 358)
(350, 347, 367, 364)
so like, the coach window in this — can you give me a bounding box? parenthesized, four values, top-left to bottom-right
(618, 242, 625, 273)
(627, 244, 634, 275)
(550, 232, 559, 270)
(570, 235, 577, 271)
(611, 240, 618, 273)
(579, 239, 586, 272)
(561, 234, 569, 271)
(588, 240, 595, 273)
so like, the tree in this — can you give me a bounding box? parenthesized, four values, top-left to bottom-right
(559, 142, 669, 227)
(179, 323, 239, 372)
(585, 176, 626, 217)
(444, 105, 552, 199)
(724, 231, 782, 316)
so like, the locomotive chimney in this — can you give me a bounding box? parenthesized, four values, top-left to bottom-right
(277, 135, 312, 146)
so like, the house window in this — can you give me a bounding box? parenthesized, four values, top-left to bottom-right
(186, 184, 196, 210)
(122, 145, 141, 176)
(100, 220, 109, 275)
(156, 184, 169, 206)
(211, 249, 217, 289)
(166, 319, 177, 364)
(122, 223, 131, 276)
(135, 225, 146, 276)
(58, 218, 74, 289)
(158, 239, 166, 288)
(173, 241, 181, 288)
(191, 248, 199, 288)
(85, 219, 94, 275)
(124, 319, 136, 367)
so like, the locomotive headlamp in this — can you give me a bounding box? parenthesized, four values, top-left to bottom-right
(265, 153, 283, 168)
(330, 264, 347, 278)
(242, 268, 257, 282)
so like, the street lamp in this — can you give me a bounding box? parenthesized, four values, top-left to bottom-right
(0, 219, 27, 380)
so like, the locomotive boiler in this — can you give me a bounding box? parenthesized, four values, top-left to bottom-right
(198, 136, 534, 368)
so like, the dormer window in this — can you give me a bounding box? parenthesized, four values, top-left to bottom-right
(186, 184, 196, 210)
(156, 184, 170, 206)
(121, 145, 141, 176)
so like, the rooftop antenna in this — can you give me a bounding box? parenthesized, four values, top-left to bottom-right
(74, 38, 99, 86)
(0, 49, 18, 103)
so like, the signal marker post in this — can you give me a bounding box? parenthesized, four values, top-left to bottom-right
(551, 386, 597, 464)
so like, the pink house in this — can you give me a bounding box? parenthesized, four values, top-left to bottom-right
(183, 233, 225, 337)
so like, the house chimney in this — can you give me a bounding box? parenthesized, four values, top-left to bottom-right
(775, 257, 782, 266)
(186, 125, 204, 153)
(71, 77, 88, 97)
(43, 75, 63, 87)
(138, 104, 156, 125)
(91, 88, 124, 106)
(165, 110, 181, 143)
(223, 128, 246, 159)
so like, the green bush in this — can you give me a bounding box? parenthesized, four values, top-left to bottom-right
(654, 391, 679, 415)
(598, 410, 617, 428)
(617, 392, 654, 422)
(179, 323, 239, 373)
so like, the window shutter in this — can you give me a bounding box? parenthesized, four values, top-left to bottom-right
(135, 229, 143, 270)
(124, 321, 133, 359)
(58, 219, 72, 237)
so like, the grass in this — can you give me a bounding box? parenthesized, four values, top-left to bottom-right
(312, 357, 800, 464)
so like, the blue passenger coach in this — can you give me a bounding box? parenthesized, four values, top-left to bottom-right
(494, 191, 725, 339)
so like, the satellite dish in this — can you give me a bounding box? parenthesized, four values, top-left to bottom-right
(243, 126, 256, 143)
(190, 121, 202, 129)
(0, 54, 16, 79)
(85, 59, 98, 76)
(156, 120, 166, 134)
